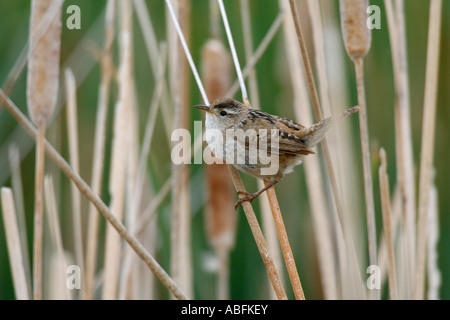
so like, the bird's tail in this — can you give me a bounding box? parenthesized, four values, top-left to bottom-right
(300, 105, 359, 147)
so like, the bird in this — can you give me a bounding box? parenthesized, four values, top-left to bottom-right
(194, 97, 358, 209)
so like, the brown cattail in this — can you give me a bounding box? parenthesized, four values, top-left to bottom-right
(27, 0, 62, 124)
(202, 39, 236, 300)
(339, 0, 371, 60)
(202, 39, 236, 253)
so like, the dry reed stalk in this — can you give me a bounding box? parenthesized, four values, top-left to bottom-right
(379, 149, 398, 300)
(85, 0, 115, 300)
(31, 121, 46, 300)
(227, 161, 288, 298)
(239, 1, 285, 299)
(120, 91, 141, 300)
(27, 0, 62, 299)
(102, 0, 133, 299)
(229, 166, 288, 300)
(287, 0, 364, 298)
(64, 68, 84, 299)
(0, 90, 188, 300)
(8, 145, 32, 292)
(384, 0, 416, 296)
(265, 182, 305, 300)
(1, 188, 30, 300)
(202, 39, 236, 300)
(258, 183, 284, 299)
(44, 175, 70, 300)
(416, 0, 442, 300)
(168, 0, 193, 297)
(376, 183, 402, 292)
(339, 2, 377, 298)
(394, 0, 416, 267)
(354, 55, 377, 268)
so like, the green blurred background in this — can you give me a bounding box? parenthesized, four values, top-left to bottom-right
(0, 0, 448, 299)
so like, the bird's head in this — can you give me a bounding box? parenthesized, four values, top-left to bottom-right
(193, 98, 246, 130)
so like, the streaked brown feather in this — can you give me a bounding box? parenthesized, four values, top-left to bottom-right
(238, 109, 315, 156)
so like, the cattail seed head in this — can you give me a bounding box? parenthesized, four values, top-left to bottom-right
(27, 0, 62, 125)
(339, 0, 372, 60)
(201, 39, 236, 251)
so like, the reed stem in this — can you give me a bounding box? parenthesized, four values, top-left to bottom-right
(416, 0, 442, 300)
(228, 166, 288, 300)
(1, 188, 30, 300)
(85, 0, 115, 300)
(32, 120, 45, 300)
(265, 181, 305, 300)
(354, 57, 377, 281)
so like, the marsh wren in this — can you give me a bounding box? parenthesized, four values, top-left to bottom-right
(194, 98, 358, 209)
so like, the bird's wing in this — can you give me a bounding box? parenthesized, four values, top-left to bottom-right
(234, 110, 315, 156)
(235, 127, 314, 156)
(272, 128, 315, 156)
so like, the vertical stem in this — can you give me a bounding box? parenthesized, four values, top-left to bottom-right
(228, 167, 288, 300)
(64, 68, 84, 299)
(33, 120, 46, 300)
(354, 57, 377, 285)
(265, 181, 305, 300)
(1, 188, 30, 300)
(102, 0, 132, 299)
(416, 0, 442, 300)
(8, 146, 32, 295)
(85, 0, 115, 300)
(385, 0, 417, 296)
(202, 39, 236, 300)
(169, 0, 193, 297)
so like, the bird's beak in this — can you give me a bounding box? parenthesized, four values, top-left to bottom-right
(193, 105, 215, 115)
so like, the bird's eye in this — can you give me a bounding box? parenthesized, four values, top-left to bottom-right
(220, 111, 227, 116)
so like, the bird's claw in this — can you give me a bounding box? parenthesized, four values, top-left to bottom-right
(235, 190, 257, 210)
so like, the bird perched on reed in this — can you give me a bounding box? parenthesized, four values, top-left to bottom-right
(194, 98, 359, 208)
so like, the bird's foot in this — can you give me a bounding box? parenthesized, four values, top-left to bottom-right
(235, 191, 258, 210)
(234, 180, 279, 210)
